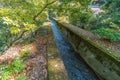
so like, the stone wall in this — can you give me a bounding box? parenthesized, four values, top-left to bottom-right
(55, 21, 120, 80)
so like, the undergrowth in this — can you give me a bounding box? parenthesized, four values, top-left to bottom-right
(91, 28, 120, 41)
(0, 50, 30, 80)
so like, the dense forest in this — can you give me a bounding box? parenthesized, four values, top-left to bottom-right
(0, 0, 120, 53)
(0, 0, 120, 80)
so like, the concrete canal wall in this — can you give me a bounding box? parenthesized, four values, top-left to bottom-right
(55, 20, 120, 80)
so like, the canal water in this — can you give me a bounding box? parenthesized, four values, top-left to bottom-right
(50, 18, 100, 80)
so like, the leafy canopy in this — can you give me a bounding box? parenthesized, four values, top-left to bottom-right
(0, 0, 91, 53)
(91, 0, 120, 41)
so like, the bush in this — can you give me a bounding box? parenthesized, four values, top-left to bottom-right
(91, 28, 120, 41)
(0, 57, 25, 80)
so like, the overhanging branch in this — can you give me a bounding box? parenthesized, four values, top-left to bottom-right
(33, 0, 58, 21)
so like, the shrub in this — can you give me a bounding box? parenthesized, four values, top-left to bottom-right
(91, 28, 120, 41)
(0, 57, 25, 80)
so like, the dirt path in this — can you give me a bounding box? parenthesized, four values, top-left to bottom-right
(26, 28, 48, 80)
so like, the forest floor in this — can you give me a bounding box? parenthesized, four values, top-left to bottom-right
(0, 22, 120, 80)
(0, 25, 68, 80)
(0, 27, 48, 80)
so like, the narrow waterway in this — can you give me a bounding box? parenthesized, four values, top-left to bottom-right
(50, 19, 100, 80)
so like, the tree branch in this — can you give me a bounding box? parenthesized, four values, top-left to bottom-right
(33, 0, 58, 21)
(47, 0, 58, 5)
(8, 30, 27, 47)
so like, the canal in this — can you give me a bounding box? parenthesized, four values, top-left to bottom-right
(50, 18, 100, 80)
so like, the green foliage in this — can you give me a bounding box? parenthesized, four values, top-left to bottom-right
(91, 28, 120, 41)
(0, 19, 12, 53)
(0, 57, 25, 80)
(0, 70, 11, 80)
(0, 0, 93, 53)
(0, 17, 36, 53)
(98, 0, 120, 27)
(0, 65, 11, 80)
(20, 50, 30, 60)
(16, 75, 27, 80)
(60, 0, 91, 6)
(90, 1, 120, 41)
(0, 48, 30, 79)
(0, 0, 44, 53)
(51, 0, 93, 29)
(11, 58, 25, 74)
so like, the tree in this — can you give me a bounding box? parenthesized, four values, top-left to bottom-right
(0, 0, 92, 53)
(97, 0, 120, 28)
(91, 0, 120, 41)
(50, 0, 93, 29)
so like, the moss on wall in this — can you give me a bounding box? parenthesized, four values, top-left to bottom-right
(55, 20, 120, 80)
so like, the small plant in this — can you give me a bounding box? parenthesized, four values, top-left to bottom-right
(0, 70, 11, 80)
(11, 57, 25, 74)
(91, 28, 120, 41)
(0, 57, 25, 80)
(0, 48, 30, 80)
(20, 50, 30, 60)
(16, 75, 27, 80)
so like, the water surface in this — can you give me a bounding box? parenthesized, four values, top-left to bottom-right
(50, 19, 99, 80)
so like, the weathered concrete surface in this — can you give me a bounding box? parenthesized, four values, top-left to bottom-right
(55, 20, 120, 80)
(50, 19, 100, 80)
(47, 26, 69, 80)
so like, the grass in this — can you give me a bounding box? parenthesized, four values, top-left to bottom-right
(0, 57, 25, 80)
(0, 49, 30, 80)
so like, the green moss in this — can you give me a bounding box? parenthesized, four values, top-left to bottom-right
(48, 58, 68, 80)
(57, 21, 120, 66)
